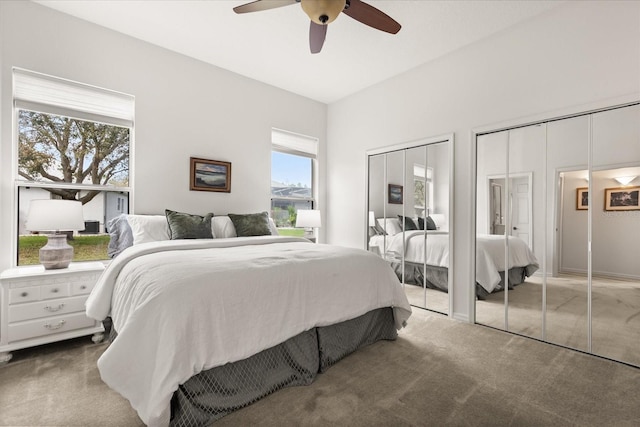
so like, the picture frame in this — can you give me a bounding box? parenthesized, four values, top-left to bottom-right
(388, 184, 403, 204)
(190, 157, 231, 193)
(604, 186, 640, 211)
(576, 187, 588, 210)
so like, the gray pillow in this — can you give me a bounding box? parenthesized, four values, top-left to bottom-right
(165, 209, 213, 239)
(228, 212, 272, 237)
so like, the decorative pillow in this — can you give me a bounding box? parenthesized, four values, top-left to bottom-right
(126, 214, 170, 245)
(107, 214, 133, 257)
(418, 216, 437, 231)
(165, 209, 213, 239)
(398, 215, 418, 231)
(211, 216, 237, 238)
(228, 212, 272, 237)
(268, 218, 280, 236)
(376, 218, 402, 236)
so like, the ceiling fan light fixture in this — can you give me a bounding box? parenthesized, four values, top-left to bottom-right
(301, 0, 346, 25)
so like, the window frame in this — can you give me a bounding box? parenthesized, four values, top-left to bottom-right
(270, 129, 318, 233)
(12, 69, 134, 267)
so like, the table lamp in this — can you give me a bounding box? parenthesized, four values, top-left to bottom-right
(296, 209, 322, 240)
(25, 199, 85, 269)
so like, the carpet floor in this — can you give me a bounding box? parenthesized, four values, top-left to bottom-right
(1, 308, 639, 426)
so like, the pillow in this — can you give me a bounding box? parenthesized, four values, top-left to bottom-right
(268, 217, 280, 236)
(106, 214, 133, 257)
(126, 214, 170, 245)
(418, 216, 437, 231)
(376, 218, 402, 236)
(228, 212, 272, 237)
(398, 215, 418, 231)
(211, 216, 237, 238)
(165, 209, 213, 239)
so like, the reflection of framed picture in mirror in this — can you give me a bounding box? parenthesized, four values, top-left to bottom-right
(605, 186, 640, 211)
(576, 187, 588, 210)
(388, 184, 403, 204)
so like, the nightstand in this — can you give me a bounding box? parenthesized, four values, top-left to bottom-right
(0, 262, 105, 364)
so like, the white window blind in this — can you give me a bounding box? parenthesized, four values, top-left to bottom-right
(13, 68, 134, 127)
(272, 128, 318, 158)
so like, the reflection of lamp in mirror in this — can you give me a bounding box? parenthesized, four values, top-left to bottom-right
(430, 213, 446, 231)
(614, 176, 636, 186)
(25, 199, 85, 270)
(296, 209, 321, 242)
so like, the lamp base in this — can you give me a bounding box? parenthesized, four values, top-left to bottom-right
(40, 234, 74, 270)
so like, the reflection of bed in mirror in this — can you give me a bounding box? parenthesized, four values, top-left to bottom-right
(370, 219, 539, 299)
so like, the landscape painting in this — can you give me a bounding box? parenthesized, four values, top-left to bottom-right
(190, 157, 231, 193)
(605, 186, 640, 211)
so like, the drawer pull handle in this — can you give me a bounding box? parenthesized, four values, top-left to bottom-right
(20, 292, 28, 297)
(44, 303, 65, 312)
(44, 320, 66, 330)
(80, 285, 87, 290)
(51, 288, 59, 293)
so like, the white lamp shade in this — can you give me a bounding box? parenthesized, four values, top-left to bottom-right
(25, 199, 85, 232)
(296, 209, 322, 228)
(430, 213, 446, 229)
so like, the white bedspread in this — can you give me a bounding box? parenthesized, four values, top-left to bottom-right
(86, 236, 411, 427)
(370, 231, 539, 293)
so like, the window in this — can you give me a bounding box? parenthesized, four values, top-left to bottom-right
(413, 164, 433, 217)
(271, 129, 318, 237)
(13, 68, 134, 265)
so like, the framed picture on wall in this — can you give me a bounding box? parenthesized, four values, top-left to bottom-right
(576, 187, 588, 210)
(388, 184, 403, 204)
(190, 157, 231, 193)
(604, 186, 640, 211)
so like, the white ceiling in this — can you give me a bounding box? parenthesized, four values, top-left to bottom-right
(34, 0, 565, 104)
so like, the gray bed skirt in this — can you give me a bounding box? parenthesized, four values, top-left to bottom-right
(164, 307, 397, 426)
(392, 262, 533, 300)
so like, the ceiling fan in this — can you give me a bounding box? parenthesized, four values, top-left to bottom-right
(233, 0, 401, 54)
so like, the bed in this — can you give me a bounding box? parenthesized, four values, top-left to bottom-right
(370, 227, 539, 299)
(88, 213, 412, 427)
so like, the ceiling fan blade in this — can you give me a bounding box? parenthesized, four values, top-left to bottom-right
(309, 21, 327, 54)
(233, 0, 298, 14)
(342, 0, 401, 34)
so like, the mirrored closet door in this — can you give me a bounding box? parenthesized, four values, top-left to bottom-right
(366, 135, 453, 315)
(475, 102, 640, 366)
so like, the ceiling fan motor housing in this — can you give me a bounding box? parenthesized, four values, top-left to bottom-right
(301, 0, 346, 25)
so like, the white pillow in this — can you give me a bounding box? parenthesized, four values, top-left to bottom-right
(377, 217, 402, 236)
(211, 216, 237, 238)
(212, 215, 280, 238)
(268, 218, 279, 236)
(126, 215, 170, 245)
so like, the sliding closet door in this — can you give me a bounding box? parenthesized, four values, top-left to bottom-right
(505, 124, 545, 339)
(475, 130, 508, 329)
(545, 115, 590, 352)
(591, 104, 640, 366)
(424, 142, 450, 315)
(368, 154, 386, 252)
(403, 145, 427, 308)
(386, 150, 406, 281)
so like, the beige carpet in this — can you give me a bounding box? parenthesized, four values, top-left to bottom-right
(476, 275, 640, 367)
(1, 309, 640, 426)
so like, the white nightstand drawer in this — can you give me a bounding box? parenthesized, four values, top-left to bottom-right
(40, 283, 70, 300)
(8, 295, 88, 323)
(70, 280, 96, 295)
(8, 286, 41, 304)
(8, 312, 97, 343)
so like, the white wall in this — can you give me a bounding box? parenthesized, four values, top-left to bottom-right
(0, 1, 327, 271)
(326, 1, 640, 321)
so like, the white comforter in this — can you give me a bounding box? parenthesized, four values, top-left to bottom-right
(86, 236, 411, 427)
(370, 231, 539, 293)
